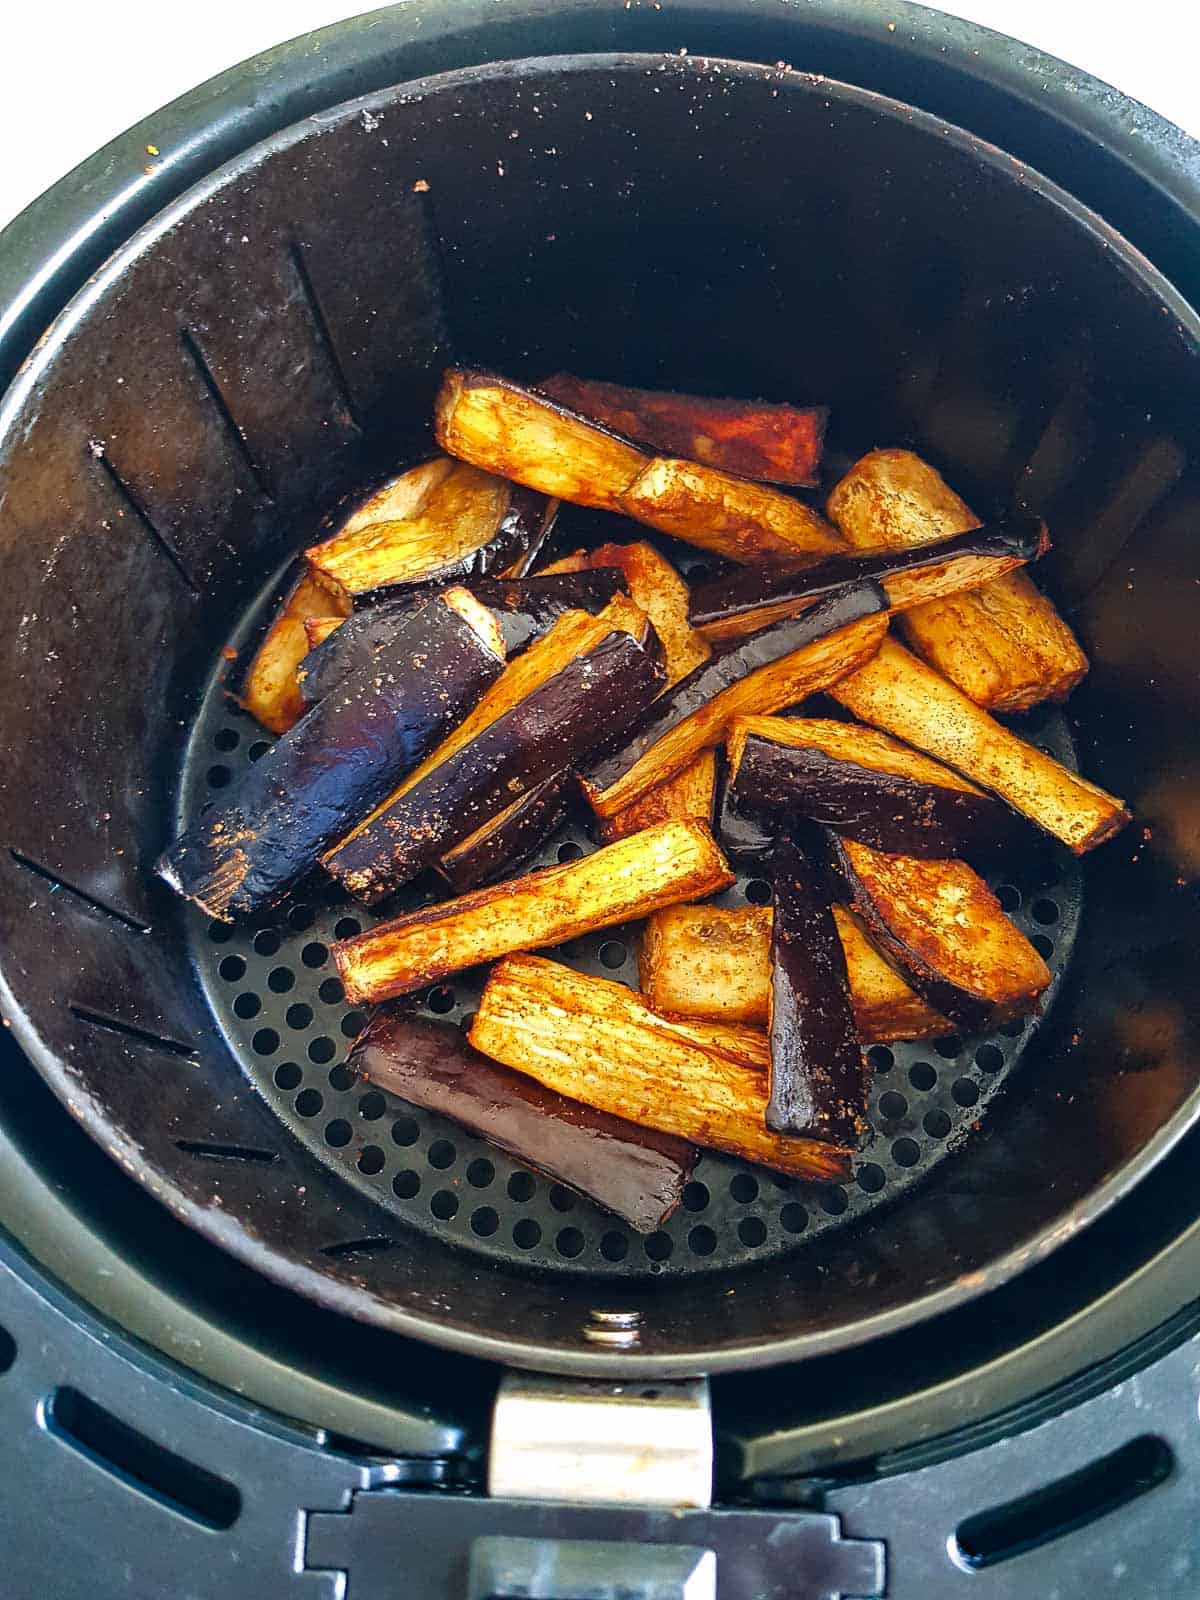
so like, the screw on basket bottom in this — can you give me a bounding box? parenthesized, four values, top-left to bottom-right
(183, 578, 1082, 1281)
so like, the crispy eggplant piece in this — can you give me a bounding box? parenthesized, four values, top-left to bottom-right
(638, 903, 947, 1038)
(435, 369, 650, 511)
(303, 616, 346, 651)
(829, 834, 1051, 1033)
(828, 449, 1087, 711)
(539, 373, 828, 486)
(159, 590, 506, 921)
(768, 835, 867, 1143)
(832, 638, 1130, 854)
(581, 587, 889, 819)
(727, 715, 1024, 858)
(436, 774, 573, 893)
(325, 598, 664, 901)
(333, 819, 734, 1003)
(576, 541, 712, 684)
(690, 516, 1047, 642)
(350, 1011, 696, 1231)
(600, 752, 716, 844)
(297, 571, 628, 708)
(238, 569, 351, 734)
(619, 457, 843, 564)
(306, 455, 559, 597)
(469, 955, 850, 1181)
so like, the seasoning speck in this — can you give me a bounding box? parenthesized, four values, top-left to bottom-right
(413, 179, 430, 193)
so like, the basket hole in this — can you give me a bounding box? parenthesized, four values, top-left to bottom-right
(427, 985, 455, 1015)
(688, 1225, 717, 1256)
(820, 1186, 848, 1215)
(206, 765, 232, 789)
(599, 940, 627, 969)
(207, 921, 235, 944)
(327, 1063, 355, 1091)
(952, 1076, 980, 1107)
(857, 1162, 886, 1193)
(467, 1158, 495, 1188)
(924, 1109, 952, 1139)
(285, 1003, 313, 1030)
(780, 1202, 808, 1234)
(976, 1043, 1005, 1072)
(324, 1119, 352, 1148)
(996, 884, 1021, 911)
(557, 841, 584, 862)
(253, 929, 280, 956)
(319, 976, 345, 1004)
(308, 1036, 337, 1064)
(273, 1062, 302, 1091)
(878, 1090, 907, 1121)
(599, 1231, 629, 1262)
(427, 1139, 456, 1170)
(892, 1136, 921, 1167)
(507, 1171, 536, 1202)
(359, 1091, 386, 1121)
(737, 1216, 767, 1247)
(644, 1232, 673, 1262)
(908, 1060, 937, 1091)
(232, 991, 261, 1019)
(514, 1219, 542, 1249)
(729, 1173, 759, 1203)
(295, 1088, 323, 1117)
(867, 1045, 894, 1073)
(392, 1169, 421, 1199)
(267, 966, 296, 994)
(218, 955, 246, 982)
(681, 1181, 710, 1213)
(288, 904, 314, 931)
(213, 727, 240, 752)
(248, 740, 271, 763)
(357, 1145, 385, 1175)
(1000, 1017, 1026, 1038)
(392, 1117, 420, 1146)
(549, 1185, 575, 1212)
(251, 1027, 279, 1056)
(334, 917, 361, 941)
(1031, 933, 1055, 959)
(471, 1207, 500, 1237)
(745, 878, 772, 905)
(301, 942, 328, 969)
(341, 1010, 366, 1039)
(934, 1036, 962, 1059)
(556, 1227, 585, 1259)
(430, 1191, 459, 1221)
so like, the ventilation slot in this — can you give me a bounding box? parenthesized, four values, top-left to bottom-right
(0, 1322, 15, 1375)
(69, 1005, 197, 1060)
(175, 1140, 278, 1164)
(180, 327, 274, 500)
(91, 446, 200, 596)
(288, 242, 362, 429)
(320, 1235, 397, 1259)
(952, 1435, 1173, 1570)
(9, 850, 149, 932)
(44, 1388, 241, 1529)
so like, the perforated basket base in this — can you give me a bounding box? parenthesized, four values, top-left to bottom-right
(182, 553, 1082, 1281)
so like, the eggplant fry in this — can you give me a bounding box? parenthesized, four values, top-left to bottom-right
(768, 835, 867, 1143)
(600, 751, 717, 844)
(831, 637, 1130, 853)
(469, 955, 851, 1181)
(829, 833, 1051, 1033)
(727, 715, 1024, 859)
(576, 541, 712, 684)
(828, 449, 1087, 711)
(714, 751, 776, 864)
(325, 597, 664, 900)
(303, 615, 346, 651)
(690, 516, 1047, 643)
(582, 588, 890, 820)
(333, 819, 735, 1002)
(351, 1012, 696, 1231)
(436, 775, 573, 893)
(160, 589, 506, 921)
(238, 569, 351, 734)
(638, 903, 947, 1038)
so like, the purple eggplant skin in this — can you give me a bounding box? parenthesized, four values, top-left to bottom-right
(733, 737, 1024, 859)
(159, 595, 505, 922)
(584, 583, 889, 797)
(299, 569, 629, 708)
(436, 773, 573, 893)
(326, 619, 667, 903)
(350, 1012, 697, 1231)
(688, 515, 1047, 631)
(768, 833, 867, 1144)
(714, 750, 777, 864)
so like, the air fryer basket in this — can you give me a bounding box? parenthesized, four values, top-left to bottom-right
(0, 53, 1197, 1375)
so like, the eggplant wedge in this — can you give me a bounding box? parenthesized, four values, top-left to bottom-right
(435, 369, 650, 511)
(573, 541, 712, 684)
(600, 751, 717, 844)
(238, 568, 351, 734)
(350, 1011, 696, 1232)
(714, 751, 776, 864)
(538, 373, 828, 487)
(325, 598, 665, 901)
(727, 715, 1024, 859)
(690, 516, 1048, 643)
(297, 571, 628, 708)
(581, 587, 890, 820)
(828, 449, 1087, 711)
(333, 819, 734, 1003)
(619, 456, 843, 564)
(469, 955, 851, 1181)
(159, 589, 506, 921)
(828, 833, 1051, 1033)
(638, 903, 948, 1039)
(768, 835, 867, 1144)
(306, 455, 559, 597)
(303, 616, 346, 651)
(436, 774, 573, 894)
(831, 638, 1130, 854)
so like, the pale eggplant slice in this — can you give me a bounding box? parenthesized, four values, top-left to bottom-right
(303, 616, 345, 651)
(619, 456, 844, 564)
(306, 455, 559, 597)
(296, 570, 628, 708)
(436, 774, 573, 893)
(827, 449, 1087, 712)
(638, 903, 948, 1039)
(581, 587, 890, 820)
(690, 516, 1048, 642)
(768, 834, 867, 1144)
(828, 833, 1052, 1033)
(324, 598, 664, 901)
(159, 589, 506, 922)
(831, 637, 1130, 854)
(469, 955, 851, 1181)
(727, 715, 1025, 859)
(333, 819, 734, 1003)
(238, 568, 351, 734)
(599, 751, 717, 844)
(350, 1011, 696, 1232)
(538, 373, 828, 486)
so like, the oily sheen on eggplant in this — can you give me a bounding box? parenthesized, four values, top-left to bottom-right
(436, 775, 573, 893)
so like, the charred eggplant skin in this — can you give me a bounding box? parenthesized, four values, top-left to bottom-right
(351, 1011, 696, 1232)
(768, 833, 866, 1144)
(437, 774, 572, 893)
(158, 594, 505, 921)
(689, 516, 1047, 632)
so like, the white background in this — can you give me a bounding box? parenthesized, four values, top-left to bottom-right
(0, 1, 1195, 234)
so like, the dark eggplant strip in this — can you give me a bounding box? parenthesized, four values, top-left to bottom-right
(715, 751, 777, 864)
(159, 591, 505, 921)
(768, 833, 867, 1144)
(688, 516, 1047, 634)
(326, 621, 665, 902)
(436, 774, 573, 893)
(350, 1012, 696, 1232)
